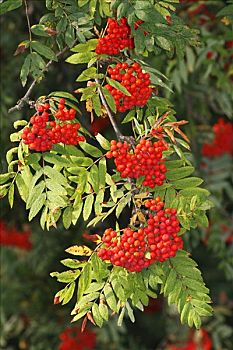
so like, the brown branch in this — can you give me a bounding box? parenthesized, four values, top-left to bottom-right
(8, 43, 76, 114)
(95, 78, 123, 139)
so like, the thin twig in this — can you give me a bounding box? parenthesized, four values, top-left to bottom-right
(24, 0, 32, 46)
(8, 43, 77, 114)
(95, 78, 123, 139)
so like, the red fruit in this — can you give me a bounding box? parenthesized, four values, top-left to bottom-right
(97, 199, 182, 272)
(95, 17, 134, 55)
(105, 62, 152, 112)
(21, 97, 84, 151)
(106, 138, 167, 188)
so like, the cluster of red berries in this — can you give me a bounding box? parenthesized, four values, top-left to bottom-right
(202, 118, 233, 157)
(97, 197, 182, 272)
(106, 138, 167, 188)
(0, 220, 32, 251)
(168, 328, 212, 350)
(95, 17, 134, 55)
(106, 62, 152, 112)
(59, 326, 96, 350)
(180, 0, 215, 24)
(21, 99, 85, 152)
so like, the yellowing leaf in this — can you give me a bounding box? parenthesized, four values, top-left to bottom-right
(65, 245, 93, 256)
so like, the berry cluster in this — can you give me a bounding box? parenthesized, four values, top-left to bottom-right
(106, 138, 167, 188)
(106, 62, 152, 112)
(168, 328, 212, 350)
(0, 220, 32, 251)
(59, 326, 96, 350)
(97, 197, 182, 272)
(21, 99, 85, 152)
(202, 118, 233, 157)
(95, 17, 134, 55)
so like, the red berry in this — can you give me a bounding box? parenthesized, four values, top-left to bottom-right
(105, 62, 152, 112)
(97, 200, 182, 272)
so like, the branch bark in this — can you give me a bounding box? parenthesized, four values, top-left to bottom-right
(95, 79, 123, 139)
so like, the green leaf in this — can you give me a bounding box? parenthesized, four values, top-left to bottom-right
(0, 172, 15, 185)
(71, 39, 98, 52)
(26, 181, 45, 209)
(85, 282, 105, 294)
(181, 303, 192, 325)
(66, 52, 96, 64)
(52, 270, 80, 283)
(0, 0, 22, 15)
(49, 91, 79, 103)
(166, 166, 194, 181)
(92, 303, 103, 327)
(0, 184, 10, 198)
(28, 193, 46, 221)
(98, 158, 106, 189)
(44, 166, 67, 186)
(164, 268, 177, 296)
(63, 207, 73, 229)
(20, 55, 31, 87)
(89, 164, 99, 193)
(77, 292, 100, 308)
(79, 141, 102, 158)
(116, 197, 128, 218)
(180, 188, 210, 198)
(117, 306, 126, 326)
(61, 259, 85, 269)
(95, 134, 110, 150)
(62, 282, 76, 305)
(83, 194, 94, 221)
(92, 94, 102, 116)
(165, 187, 176, 207)
(106, 77, 131, 96)
(122, 110, 136, 124)
(31, 41, 57, 61)
(77, 263, 92, 302)
(45, 179, 67, 195)
(31, 24, 50, 37)
(99, 303, 109, 321)
(126, 302, 135, 323)
(95, 188, 104, 215)
(72, 201, 83, 225)
(65, 24, 75, 48)
(80, 86, 97, 101)
(101, 87, 117, 113)
(76, 67, 97, 81)
(26, 153, 41, 165)
(43, 153, 72, 167)
(91, 253, 109, 282)
(68, 157, 93, 168)
(217, 4, 233, 17)
(103, 284, 117, 312)
(47, 192, 67, 208)
(8, 184, 14, 208)
(10, 132, 20, 142)
(173, 177, 203, 189)
(56, 17, 67, 33)
(194, 212, 209, 228)
(13, 120, 28, 129)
